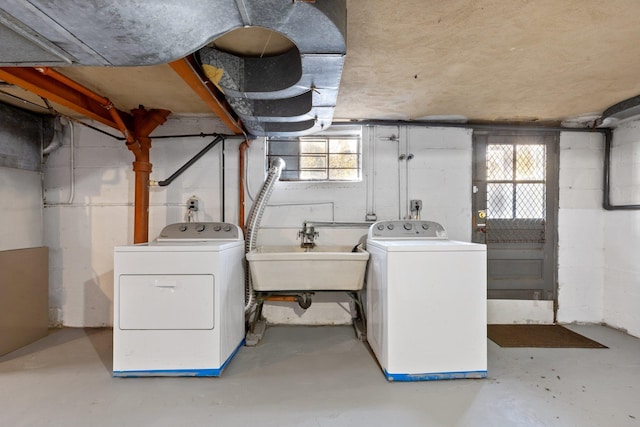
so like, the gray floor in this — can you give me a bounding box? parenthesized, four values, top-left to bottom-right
(0, 325, 639, 427)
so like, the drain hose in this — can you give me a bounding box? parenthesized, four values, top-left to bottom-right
(244, 157, 285, 313)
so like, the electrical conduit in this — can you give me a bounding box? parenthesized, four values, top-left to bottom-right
(238, 140, 250, 230)
(67, 119, 75, 204)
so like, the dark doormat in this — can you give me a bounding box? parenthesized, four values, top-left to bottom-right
(487, 324, 608, 348)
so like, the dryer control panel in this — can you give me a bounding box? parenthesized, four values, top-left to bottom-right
(157, 222, 242, 241)
(368, 220, 447, 240)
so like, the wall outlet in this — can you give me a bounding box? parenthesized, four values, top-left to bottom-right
(187, 196, 199, 211)
(410, 199, 422, 212)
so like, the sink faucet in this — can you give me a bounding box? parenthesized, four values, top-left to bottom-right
(298, 222, 319, 248)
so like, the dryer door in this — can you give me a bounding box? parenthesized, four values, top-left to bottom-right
(119, 274, 214, 330)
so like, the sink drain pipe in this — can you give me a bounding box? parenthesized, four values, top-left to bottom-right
(244, 157, 285, 313)
(265, 293, 313, 310)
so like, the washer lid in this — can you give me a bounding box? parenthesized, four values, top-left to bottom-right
(367, 239, 486, 252)
(114, 240, 244, 252)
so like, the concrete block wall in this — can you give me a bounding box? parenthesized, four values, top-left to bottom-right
(407, 126, 473, 241)
(0, 167, 43, 251)
(0, 101, 44, 251)
(43, 117, 232, 326)
(556, 132, 605, 324)
(41, 116, 640, 336)
(557, 123, 640, 338)
(251, 125, 473, 324)
(43, 120, 474, 326)
(602, 119, 640, 337)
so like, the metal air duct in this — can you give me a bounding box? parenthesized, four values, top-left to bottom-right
(0, 0, 347, 138)
(198, 0, 346, 137)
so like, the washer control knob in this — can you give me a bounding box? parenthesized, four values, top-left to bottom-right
(179, 224, 188, 232)
(214, 225, 222, 232)
(387, 223, 395, 230)
(403, 222, 413, 230)
(195, 224, 206, 232)
(376, 224, 385, 231)
(223, 225, 232, 232)
(422, 223, 430, 230)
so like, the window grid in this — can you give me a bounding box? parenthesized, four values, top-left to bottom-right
(485, 143, 547, 244)
(486, 143, 546, 220)
(268, 135, 362, 182)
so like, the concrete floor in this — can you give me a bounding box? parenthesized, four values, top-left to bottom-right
(0, 325, 638, 427)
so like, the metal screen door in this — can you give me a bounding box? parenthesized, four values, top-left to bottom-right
(472, 131, 558, 300)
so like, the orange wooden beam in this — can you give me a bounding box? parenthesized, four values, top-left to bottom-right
(169, 56, 244, 135)
(0, 67, 134, 131)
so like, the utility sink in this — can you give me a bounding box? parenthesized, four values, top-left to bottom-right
(246, 246, 369, 291)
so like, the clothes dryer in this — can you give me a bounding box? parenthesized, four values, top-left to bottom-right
(113, 222, 244, 377)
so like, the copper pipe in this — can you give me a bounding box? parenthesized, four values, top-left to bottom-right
(264, 294, 313, 309)
(107, 105, 137, 148)
(130, 108, 170, 244)
(134, 108, 171, 136)
(131, 108, 153, 244)
(264, 296, 299, 303)
(132, 142, 152, 244)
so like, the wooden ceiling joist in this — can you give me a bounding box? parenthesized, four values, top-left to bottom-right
(0, 66, 134, 131)
(169, 56, 244, 135)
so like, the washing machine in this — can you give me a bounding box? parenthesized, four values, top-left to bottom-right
(366, 220, 487, 381)
(113, 222, 245, 377)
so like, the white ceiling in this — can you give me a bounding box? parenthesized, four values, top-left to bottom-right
(2, 0, 640, 129)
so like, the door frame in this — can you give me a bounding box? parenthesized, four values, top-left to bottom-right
(472, 130, 559, 306)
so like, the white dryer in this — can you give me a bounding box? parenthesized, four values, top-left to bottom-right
(366, 220, 487, 381)
(113, 222, 244, 377)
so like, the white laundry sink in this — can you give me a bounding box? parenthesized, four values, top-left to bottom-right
(246, 246, 369, 291)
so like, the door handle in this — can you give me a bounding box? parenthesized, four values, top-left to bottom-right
(476, 210, 487, 228)
(154, 279, 177, 288)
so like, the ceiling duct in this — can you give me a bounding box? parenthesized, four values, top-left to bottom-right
(599, 94, 640, 127)
(0, 0, 346, 137)
(198, 1, 346, 137)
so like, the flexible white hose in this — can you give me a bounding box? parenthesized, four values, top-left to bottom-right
(244, 157, 285, 313)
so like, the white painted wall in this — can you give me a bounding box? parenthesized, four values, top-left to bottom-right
(43, 117, 232, 327)
(49, 118, 640, 336)
(556, 132, 605, 324)
(44, 120, 475, 327)
(0, 167, 43, 251)
(407, 126, 473, 241)
(253, 125, 474, 324)
(602, 119, 640, 337)
(557, 125, 640, 339)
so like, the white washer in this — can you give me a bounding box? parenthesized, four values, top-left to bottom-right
(113, 222, 245, 377)
(366, 220, 487, 381)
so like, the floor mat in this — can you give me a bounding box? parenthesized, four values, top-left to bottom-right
(487, 324, 608, 348)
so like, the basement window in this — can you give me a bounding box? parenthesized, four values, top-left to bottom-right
(267, 129, 362, 182)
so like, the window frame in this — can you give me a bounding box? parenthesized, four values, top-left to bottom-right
(267, 128, 363, 182)
(486, 142, 547, 220)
